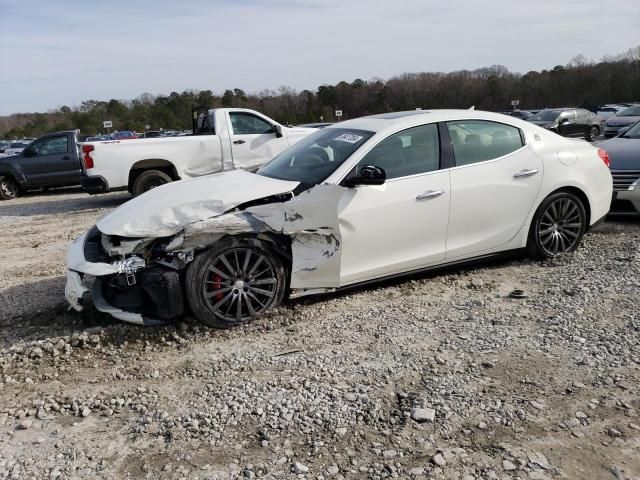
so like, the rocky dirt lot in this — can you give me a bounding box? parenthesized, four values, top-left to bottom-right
(0, 190, 638, 480)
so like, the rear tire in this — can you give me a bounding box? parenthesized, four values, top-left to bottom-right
(526, 191, 587, 260)
(132, 170, 172, 196)
(0, 177, 20, 200)
(586, 126, 600, 142)
(185, 237, 287, 329)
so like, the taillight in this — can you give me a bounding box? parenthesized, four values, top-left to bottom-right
(82, 144, 94, 169)
(597, 148, 610, 168)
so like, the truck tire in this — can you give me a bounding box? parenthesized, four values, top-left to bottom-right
(0, 176, 20, 200)
(132, 170, 172, 196)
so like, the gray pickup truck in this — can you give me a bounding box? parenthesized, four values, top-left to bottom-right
(0, 130, 84, 200)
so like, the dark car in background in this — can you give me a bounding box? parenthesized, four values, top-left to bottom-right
(506, 110, 533, 120)
(597, 121, 640, 215)
(602, 105, 640, 138)
(527, 108, 601, 141)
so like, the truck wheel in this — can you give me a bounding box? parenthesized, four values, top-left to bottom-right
(132, 170, 172, 196)
(185, 237, 287, 329)
(0, 177, 20, 200)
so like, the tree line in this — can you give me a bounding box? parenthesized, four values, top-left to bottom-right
(1, 47, 638, 139)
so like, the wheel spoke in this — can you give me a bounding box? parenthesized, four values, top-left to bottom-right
(242, 250, 251, 276)
(244, 292, 256, 316)
(205, 286, 232, 298)
(557, 232, 566, 251)
(246, 290, 267, 309)
(248, 285, 275, 297)
(219, 254, 236, 276)
(210, 291, 233, 311)
(542, 211, 555, 224)
(248, 255, 265, 276)
(251, 278, 277, 286)
(561, 228, 578, 239)
(207, 266, 231, 281)
(236, 293, 243, 321)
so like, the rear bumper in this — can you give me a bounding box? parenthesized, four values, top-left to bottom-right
(81, 175, 109, 194)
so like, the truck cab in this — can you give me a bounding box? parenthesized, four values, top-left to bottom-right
(0, 130, 84, 200)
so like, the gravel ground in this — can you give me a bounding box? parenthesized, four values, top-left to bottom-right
(0, 190, 639, 480)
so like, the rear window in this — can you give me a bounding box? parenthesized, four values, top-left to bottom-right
(447, 120, 524, 166)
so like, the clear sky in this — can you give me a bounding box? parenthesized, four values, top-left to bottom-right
(0, 0, 639, 115)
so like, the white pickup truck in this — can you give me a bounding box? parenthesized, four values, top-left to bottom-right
(80, 108, 317, 196)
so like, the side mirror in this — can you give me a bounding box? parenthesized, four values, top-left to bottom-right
(343, 165, 386, 188)
(559, 117, 569, 125)
(23, 146, 36, 157)
(274, 124, 283, 138)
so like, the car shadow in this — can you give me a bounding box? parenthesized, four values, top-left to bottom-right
(0, 192, 130, 217)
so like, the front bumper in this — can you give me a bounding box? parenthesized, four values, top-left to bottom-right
(610, 188, 640, 215)
(65, 230, 184, 325)
(603, 125, 628, 137)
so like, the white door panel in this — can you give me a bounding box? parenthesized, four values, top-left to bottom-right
(446, 148, 543, 259)
(338, 171, 450, 284)
(229, 133, 288, 170)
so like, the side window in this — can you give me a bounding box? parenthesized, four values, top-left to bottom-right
(31, 136, 69, 156)
(447, 120, 524, 166)
(357, 123, 440, 179)
(230, 113, 274, 135)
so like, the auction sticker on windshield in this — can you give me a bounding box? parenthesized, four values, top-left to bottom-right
(335, 133, 364, 144)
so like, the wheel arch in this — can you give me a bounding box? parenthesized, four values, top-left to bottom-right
(128, 159, 180, 190)
(549, 186, 592, 225)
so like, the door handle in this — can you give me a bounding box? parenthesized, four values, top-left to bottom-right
(62, 155, 70, 160)
(416, 189, 444, 200)
(513, 168, 539, 178)
(233, 140, 246, 145)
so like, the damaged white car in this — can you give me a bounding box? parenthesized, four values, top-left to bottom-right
(66, 110, 613, 327)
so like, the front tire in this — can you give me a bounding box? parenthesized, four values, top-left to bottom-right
(527, 191, 587, 259)
(132, 170, 172, 196)
(185, 237, 287, 328)
(586, 126, 600, 142)
(0, 177, 20, 200)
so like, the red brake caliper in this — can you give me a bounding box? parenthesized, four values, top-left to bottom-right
(207, 267, 225, 302)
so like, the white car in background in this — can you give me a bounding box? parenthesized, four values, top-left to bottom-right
(596, 105, 624, 122)
(1, 141, 30, 157)
(66, 110, 612, 328)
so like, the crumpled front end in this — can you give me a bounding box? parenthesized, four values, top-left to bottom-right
(65, 226, 187, 325)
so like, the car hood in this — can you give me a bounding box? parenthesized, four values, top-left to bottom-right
(97, 170, 300, 238)
(605, 116, 640, 126)
(596, 137, 640, 170)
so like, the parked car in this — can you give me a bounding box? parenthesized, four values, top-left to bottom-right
(1, 141, 31, 157)
(526, 108, 601, 141)
(0, 131, 84, 200)
(65, 109, 612, 327)
(143, 130, 162, 138)
(112, 130, 137, 140)
(602, 105, 640, 138)
(596, 121, 640, 214)
(596, 105, 624, 122)
(507, 110, 533, 120)
(81, 108, 317, 196)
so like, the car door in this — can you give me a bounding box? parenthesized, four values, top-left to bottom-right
(337, 123, 450, 285)
(558, 110, 579, 137)
(21, 135, 78, 186)
(445, 120, 543, 260)
(227, 112, 289, 171)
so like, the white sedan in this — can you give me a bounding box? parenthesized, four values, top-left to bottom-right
(65, 110, 613, 327)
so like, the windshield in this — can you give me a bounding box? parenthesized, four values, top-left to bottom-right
(257, 127, 374, 190)
(618, 106, 640, 117)
(528, 110, 560, 122)
(620, 121, 640, 139)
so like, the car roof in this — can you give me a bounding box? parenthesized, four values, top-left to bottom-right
(328, 109, 531, 134)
